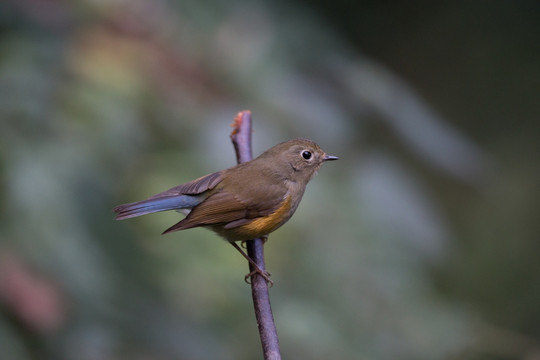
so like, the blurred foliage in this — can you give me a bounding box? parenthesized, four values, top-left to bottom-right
(0, 0, 539, 359)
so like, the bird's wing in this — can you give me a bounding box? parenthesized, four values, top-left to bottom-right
(162, 174, 288, 233)
(147, 171, 224, 199)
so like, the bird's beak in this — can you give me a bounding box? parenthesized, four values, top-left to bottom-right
(323, 155, 339, 161)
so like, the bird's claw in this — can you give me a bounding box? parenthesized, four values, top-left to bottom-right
(244, 269, 273, 287)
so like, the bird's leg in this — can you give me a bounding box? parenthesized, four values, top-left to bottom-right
(230, 241, 273, 286)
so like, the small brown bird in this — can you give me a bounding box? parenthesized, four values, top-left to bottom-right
(114, 138, 338, 282)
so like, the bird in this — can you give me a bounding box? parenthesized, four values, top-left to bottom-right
(114, 138, 338, 283)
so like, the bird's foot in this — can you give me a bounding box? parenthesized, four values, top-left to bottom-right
(244, 268, 273, 287)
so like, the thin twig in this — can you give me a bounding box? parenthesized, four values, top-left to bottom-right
(230, 110, 281, 360)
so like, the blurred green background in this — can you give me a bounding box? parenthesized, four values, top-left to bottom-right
(1, 1, 539, 359)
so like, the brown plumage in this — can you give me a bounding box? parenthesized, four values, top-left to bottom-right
(114, 139, 338, 242)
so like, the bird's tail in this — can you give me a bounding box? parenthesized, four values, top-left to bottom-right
(113, 195, 202, 220)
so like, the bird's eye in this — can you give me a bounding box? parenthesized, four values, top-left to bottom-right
(302, 150, 312, 160)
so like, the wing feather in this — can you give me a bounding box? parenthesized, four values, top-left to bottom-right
(163, 167, 290, 234)
(147, 171, 223, 200)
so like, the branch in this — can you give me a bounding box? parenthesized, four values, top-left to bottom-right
(230, 110, 281, 360)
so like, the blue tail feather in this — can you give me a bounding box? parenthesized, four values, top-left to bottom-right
(114, 195, 203, 220)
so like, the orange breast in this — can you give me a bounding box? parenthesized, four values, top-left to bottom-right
(236, 196, 293, 238)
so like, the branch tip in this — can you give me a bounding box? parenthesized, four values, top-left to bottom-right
(230, 110, 251, 136)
